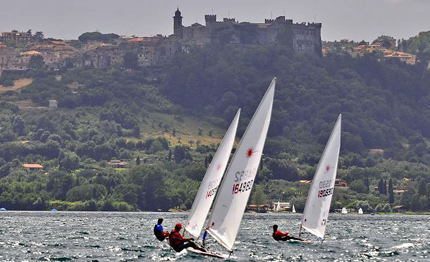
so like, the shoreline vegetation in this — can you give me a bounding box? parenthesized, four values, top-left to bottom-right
(1, 32, 430, 213)
(1, 208, 430, 216)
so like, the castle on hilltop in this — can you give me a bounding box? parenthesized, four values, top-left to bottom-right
(0, 9, 323, 75)
(171, 8, 322, 56)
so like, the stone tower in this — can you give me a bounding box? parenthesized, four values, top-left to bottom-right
(173, 8, 183, 37)
(205, 15, 216, 27)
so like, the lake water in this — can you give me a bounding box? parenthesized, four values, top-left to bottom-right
(0, 211, 428, 261)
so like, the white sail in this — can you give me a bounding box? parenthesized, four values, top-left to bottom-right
(207, 77, 275, 251)
(292, 205, 296, 213)
(341, 207, 348, 214)
(184, 109, 241, 238)
(300, 114, 341, 240)
(358, 208, 363, 215)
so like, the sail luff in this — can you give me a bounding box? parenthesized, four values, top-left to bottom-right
(184, 109, 241, 238)
(206, 77, 276, 251)
(300, 114, 341, 240)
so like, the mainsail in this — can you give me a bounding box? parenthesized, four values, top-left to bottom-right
(207, 77, 275, 251)
(184, 109, 241, 238)
(300, 114, 341, 240)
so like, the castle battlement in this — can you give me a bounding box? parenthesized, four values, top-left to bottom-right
(223, 18, 236, 23)
(205, 15, 217, 23)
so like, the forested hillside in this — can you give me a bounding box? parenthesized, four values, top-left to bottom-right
(1, 39, 430, 213)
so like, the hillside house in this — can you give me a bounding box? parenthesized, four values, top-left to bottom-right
(107, 160, 127, 168)
(23, 163, 43, 171)
(335, 178, 348, 188)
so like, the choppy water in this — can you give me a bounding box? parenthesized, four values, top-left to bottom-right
(0, 211, 429, 261)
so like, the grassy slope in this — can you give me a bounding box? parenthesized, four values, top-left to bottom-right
(0, 78, 33, 93)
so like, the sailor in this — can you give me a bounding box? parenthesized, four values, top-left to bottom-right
(168, 223, 206, 252)
(154, 218, 169, 241)
(272, 224, 304, 241)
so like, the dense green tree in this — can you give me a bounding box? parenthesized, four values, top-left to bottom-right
(78, 32, 119, 43)
(112, 184, 139, 207)
(66, 184, 107, 201)
(59, 152, 80, 172)
(251, 185, 267, 212)
(388, 179, 394, 204)
(46, 171, 76, 200)
(28, 55, 45, 70)
(349, 179, 368, 193)
(127, 165, 170, 211)
(418, 178, 427, 196)
(173, 145, 192, 164)
(123, 52, 138, 69)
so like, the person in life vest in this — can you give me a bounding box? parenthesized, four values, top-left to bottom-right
(272, 224, 304, 241)
(168, 223, 206, 252)
(154, 218, 169, 241)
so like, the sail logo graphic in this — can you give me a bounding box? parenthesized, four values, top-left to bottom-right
(246, 147, 259, 158)
(324, 164, 334, 174)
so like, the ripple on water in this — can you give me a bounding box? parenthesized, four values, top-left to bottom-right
(0, 212, 429, 261)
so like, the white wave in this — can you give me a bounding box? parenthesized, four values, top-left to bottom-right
(391, 243, 414, 249)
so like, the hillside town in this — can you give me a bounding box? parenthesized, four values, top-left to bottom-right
(323, 38, 417, 65)
(1, 8, 322, 76)
(0, 8, 418, 77)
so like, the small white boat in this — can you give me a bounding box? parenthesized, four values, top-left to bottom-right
(341, 207, 348, 214)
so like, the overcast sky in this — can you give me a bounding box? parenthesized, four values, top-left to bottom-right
(1, 0, 429, 42)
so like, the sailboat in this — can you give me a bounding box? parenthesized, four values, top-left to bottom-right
(292, 205, 296, 213)
(341, 207, 348, 214)
(358, 208, 363, 215)
(183, 109, 240, 239)
(185, 77, 275, 257)
(299, 114, 341, 242)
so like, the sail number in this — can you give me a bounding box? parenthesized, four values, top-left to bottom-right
(319, 180, 332, 189)
(318, 187, 333, 198)
(232, 179, 254, 194)
(234, 169, 256, 182)
(206, 185, 218, 198)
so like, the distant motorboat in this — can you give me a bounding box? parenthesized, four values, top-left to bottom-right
(0, 207, 6, 211)
(341, 207, 348, 214)
(51, 208, 57, 212)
